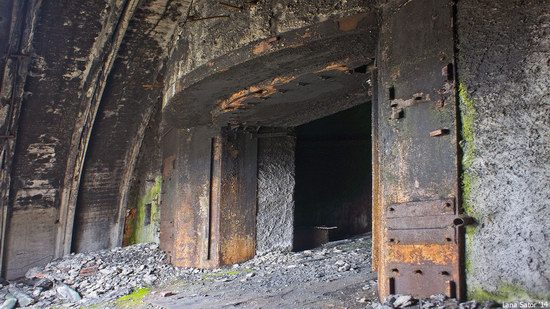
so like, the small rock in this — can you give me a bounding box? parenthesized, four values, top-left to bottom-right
(86, 291, 99, 298)
(358, 297, 367, 303)
(34, 278, 53, 289)
(32, 287, 43, 297)
(384, 295, 397, 305)
(25, 267, 44, 279)
(79, 266, 98, 277)
(56, 283, 81, 302)
(143, 274, 157, 285)
(430, 294, 447, 302)
(393, 295, 413, 308)
(159, 291, 176, 297)
(335, 260, 346, 266)
(8, 288, 34, 307)
(0, 298, 16, 309)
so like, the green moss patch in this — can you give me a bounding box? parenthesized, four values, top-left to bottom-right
(469, 283, 549, 303)
(458, 82, 478, 219)
(127, 176, 162, 245)
(114, 287, 151, 308)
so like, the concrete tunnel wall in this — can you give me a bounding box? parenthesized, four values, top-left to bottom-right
(456, 0, 550, 301)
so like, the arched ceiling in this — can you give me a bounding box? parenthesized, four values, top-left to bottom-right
(0, 0, 378, 278)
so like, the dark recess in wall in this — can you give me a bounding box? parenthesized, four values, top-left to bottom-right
(293, 103, 372, 251)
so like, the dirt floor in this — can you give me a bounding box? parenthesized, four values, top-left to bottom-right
(134, 235, 378, 308)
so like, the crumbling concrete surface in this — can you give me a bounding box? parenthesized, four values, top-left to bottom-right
(457, 0, 550, 301)
(256, 134, 296, 254)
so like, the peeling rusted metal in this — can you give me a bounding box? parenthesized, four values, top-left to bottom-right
(337, 13, 369, 32)
(215, 75, 296, 113)
(252, 36, 281, 55)
(371, 67, 381, 271)
(384, 199, 463, 297)
(163, 12, 378, 129)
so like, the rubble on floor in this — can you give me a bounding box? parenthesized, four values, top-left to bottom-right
(0, 235, 505, 308)
(0, 243, 173, 308)
(372, 294, 502, 309)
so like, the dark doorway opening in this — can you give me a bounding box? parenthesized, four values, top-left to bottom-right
(293, 103, 372, 251)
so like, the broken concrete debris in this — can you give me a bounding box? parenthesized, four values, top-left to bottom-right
(0, 235, 506, 308)
(372, 294, 501, 309)
(0, 243, 170, 307)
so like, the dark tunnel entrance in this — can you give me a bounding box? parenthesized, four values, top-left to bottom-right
(292, 103, 372, 251)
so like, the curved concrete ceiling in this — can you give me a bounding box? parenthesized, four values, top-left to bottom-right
(163, 13, 378, 128)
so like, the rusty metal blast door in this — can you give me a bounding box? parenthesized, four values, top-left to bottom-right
(373, 0, 467, 301)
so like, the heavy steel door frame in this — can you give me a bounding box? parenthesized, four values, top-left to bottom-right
(372, 0, 467, 301)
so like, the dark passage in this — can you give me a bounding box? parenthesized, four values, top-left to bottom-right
(293, 103, 372, 251)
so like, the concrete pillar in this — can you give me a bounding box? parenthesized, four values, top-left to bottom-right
(256, 131, 296, 254)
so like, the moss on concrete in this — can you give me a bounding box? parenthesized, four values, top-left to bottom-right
(469, 283, 550, 303)
(458, 82, 480, 293)
(127, 176, 162, 245)
(458, 82, 477, 218)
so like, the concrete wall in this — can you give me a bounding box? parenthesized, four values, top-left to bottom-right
(457, 0, 550, 301)
(123, 109, 162, 246)
(256, 134, 296, 254)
